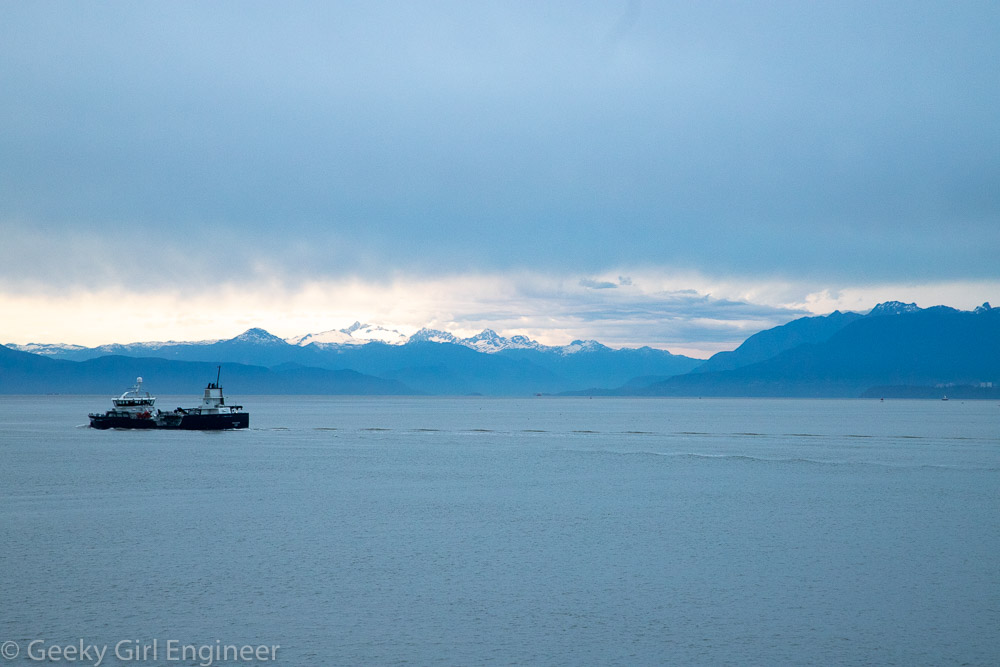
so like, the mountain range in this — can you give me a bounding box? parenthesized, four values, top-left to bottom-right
(11, 322, 640, 359)
(577, 301, 999, 398)
(2, 325, 700, 396)
(2, 302, 998, 397)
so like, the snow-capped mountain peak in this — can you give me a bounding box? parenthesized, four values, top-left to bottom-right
(287, 323, 409, 347)
(464, 329, 504, 352)
(286, 329, 356, 346)
(286, 324, 552, 353)
(868, 301, 922, 317)
(558, 339, 609, 355)
(409, 328, 460, 344)
(229, 328, 288, 346)
(348, 323, 409, 344)
(508, 335, 536, 347)
(460, 329, 548, 353)
(4, 342, 88, 356)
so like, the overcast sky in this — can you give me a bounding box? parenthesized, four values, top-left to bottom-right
(2, 1, 998, 355)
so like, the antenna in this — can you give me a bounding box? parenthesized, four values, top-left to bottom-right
(216, 365, 222, 387)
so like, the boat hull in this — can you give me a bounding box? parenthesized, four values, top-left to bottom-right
(89, 415, 159, 430)
(175, 412, 249, 430)
(89, 412, 249, 430)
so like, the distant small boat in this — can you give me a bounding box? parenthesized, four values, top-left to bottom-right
(942, 395, 949, 401)
(89, 369, 249, 430)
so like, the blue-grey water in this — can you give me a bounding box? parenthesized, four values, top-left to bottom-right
(2, 396, 998, 666)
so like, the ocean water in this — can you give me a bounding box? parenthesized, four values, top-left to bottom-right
(1, 396, 998, 666)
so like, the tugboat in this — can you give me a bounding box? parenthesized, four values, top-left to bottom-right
(89, 369, 249, 430)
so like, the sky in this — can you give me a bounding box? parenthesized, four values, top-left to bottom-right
(1, 1, 998, 357)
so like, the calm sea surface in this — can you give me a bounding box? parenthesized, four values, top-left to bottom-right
(1, 396, 998, 666)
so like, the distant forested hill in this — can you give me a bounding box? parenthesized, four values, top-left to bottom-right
(626, 303, 1000, 397)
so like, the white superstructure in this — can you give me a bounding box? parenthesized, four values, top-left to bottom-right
(110, 377, 157, 417)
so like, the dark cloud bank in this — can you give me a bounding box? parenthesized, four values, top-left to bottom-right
(1, 1, 997, 289)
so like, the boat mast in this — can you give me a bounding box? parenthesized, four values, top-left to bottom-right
(216, 365, 221, 388)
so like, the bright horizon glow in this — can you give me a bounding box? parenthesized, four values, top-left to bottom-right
(2, 272, 996, 358)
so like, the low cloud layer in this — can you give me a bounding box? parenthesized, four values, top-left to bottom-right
(5, 268, 996, 357)
(0, 271, 801, 355)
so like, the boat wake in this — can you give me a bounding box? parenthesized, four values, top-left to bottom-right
(561, 447, 1000, 471)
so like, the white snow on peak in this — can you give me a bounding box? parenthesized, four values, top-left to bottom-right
(9, 337, 224, 355)
(231, 328, 287, 345)
(285, 322, 616, 354)
(464, 329, 506, 353)
(286, 329, 357, 346)
(868, 301, 922, 317)
(343, 321, 367, 334)
(508, 335, 538, 347)
(461, 329, 547, 353)
(350, 323, 409, 345)
(287, 322, 409, 347)
(557, 340, 609, 355)
(409, 328, 460, 344)
(6, 342, 87, 356)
